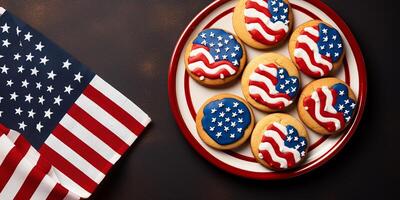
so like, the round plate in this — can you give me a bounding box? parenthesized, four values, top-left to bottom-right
(168, 0, 367, 179)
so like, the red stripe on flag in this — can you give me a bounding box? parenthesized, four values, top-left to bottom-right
(52, 125, 113, 174)
(83, 85, 145, 136)
(68, 104, 129, 154)
(46, 183, 69, 200)
(0, 137, 30, 189)
(13, 157, 51, 200)
(39, 144, 97, 193)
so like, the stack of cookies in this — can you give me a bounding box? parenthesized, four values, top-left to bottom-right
(184, 0, 357, 171)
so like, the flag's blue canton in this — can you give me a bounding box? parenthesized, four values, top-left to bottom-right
(0, 11, 95, 149)
(275, 67, 299, 98)
(283, 125, 307, 156)
(332, 83, 356, 123)
(317, 23, 343, 62)
(201, 98, 251, 145)
(192, 29, 243, 67)
(268, 0, 289, 24)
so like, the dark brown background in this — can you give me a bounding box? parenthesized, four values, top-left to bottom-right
(0, 0, 398, 199)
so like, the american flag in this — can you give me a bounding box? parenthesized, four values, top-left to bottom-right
(244, 0, 289, 45)
(0, 8, 150, 199)
(294, 22, 343, 77)
(303, 83, 356, 132)
(248, 63, 299, 110)
(201, 98, 251, 145)
(187, 29, 243, 80)
(258, 122, 307, 170)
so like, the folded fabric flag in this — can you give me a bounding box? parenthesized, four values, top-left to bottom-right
(0, 7, 151, 199)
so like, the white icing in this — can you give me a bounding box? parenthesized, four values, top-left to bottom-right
(262, 129, 302, 162)
(321, 86, 337, 114)
(303, 27, 319, 37)
(293, 27, 333, 76)
(310, 88, 341, 131)
(259, 142, 288, 168)
(190, 48, 215, 63)
(249, 86, 292, 106)
(188, 48, 237, 76)
(244, 8, 289, 32)
(249, 0, 268, 8)
(258, 122, 303, 169)
(244, 0, 289, 43)
(248, 64, 292, 106)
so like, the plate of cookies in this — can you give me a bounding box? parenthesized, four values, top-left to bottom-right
(168, 0, 366, 179)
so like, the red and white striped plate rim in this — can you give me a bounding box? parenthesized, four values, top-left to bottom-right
(168, 0, 367, 179)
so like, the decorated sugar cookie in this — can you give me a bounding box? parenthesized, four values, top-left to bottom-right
(251, 113, 309, 170)
(233, 0, 294, 49)
(298, 78, 357, 135)
(196, 94, 255, 150)
(185, 29, 247, 87)
(289, 20, 345, 78)
(241, 53, 300, 112)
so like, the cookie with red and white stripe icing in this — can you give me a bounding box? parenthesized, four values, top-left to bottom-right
(185, 29, 247, 87)
(251, 113, 309, 171)
(289, 20, 345, 78)
(233, 0, 294, 49)
(298, 78, 357, 135)
(241, 53, 300, 112)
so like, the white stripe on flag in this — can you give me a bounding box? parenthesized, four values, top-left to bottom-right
(45, 135, 105, 183)
(29, 175, 57, 200)
(75, 94, 137, 145)
(6, 130, 20, 143)
(0, 135, 14, 165)
(52, 167, 91, 198)
(90, 75, 151, 127)
(60, 114, 121, 164)
(0, 147, 39, 200)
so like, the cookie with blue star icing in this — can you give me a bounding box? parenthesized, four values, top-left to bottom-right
(298, 78, 357, 135)
(233, 0, 294, 49)
(250, 113, 310, 171)
(196, 94, 255, 150)
(185, 28, 247, 87)
(289, 20, 345, 78)
(241, 53, 301, 112)
(251, 113, 309, 170)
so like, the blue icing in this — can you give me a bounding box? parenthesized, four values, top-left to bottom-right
(317, 23, 343, 63)
(192, 29, 243, 67)
(268, 0, 290, 24)
(283, 125, 307, 156)
(275, 67, 300, 99)
(332, 83, 356, 123)
(201, 98, 251, 145)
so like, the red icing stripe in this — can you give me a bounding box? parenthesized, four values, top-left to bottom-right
(303, 87, 345, 132)
(261, 136, 296, 168)
(245, 1, 272, 18)
(248, 80, 291, 110)
(295, 42, 332, 77)
(188, 46, 238, 79)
